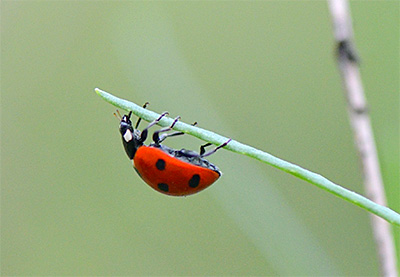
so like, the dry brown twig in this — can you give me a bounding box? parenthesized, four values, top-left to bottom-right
(328, 0, 398, 276)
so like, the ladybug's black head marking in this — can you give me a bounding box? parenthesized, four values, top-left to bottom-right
(118, 103, 166, 160)
(119, 112, 132, 135)
(119, 111, 143, 160)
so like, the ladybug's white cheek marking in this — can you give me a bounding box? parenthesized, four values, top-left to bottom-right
(123, 130, 133, 142)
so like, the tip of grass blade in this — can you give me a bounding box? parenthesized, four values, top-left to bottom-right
(94, 87, 102, 95)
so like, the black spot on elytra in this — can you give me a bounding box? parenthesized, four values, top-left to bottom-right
(188, 174, 200, 188)
(155, 159, 166, 170)
(158, 183, 169, 192)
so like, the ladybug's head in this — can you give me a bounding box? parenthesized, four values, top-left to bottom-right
(119, 111, 143, 159)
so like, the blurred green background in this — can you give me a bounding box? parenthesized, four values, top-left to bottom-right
(1, 1, 399, 276)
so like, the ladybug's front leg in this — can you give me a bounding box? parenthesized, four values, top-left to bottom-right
(153, 116, 182, 144)
(153, 117, 197, 144)
(139, 111, 169, 143)
(134, 102, 150, 129)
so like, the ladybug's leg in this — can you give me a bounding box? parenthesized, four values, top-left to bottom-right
(200, 139, 232, 157)
(153, 118, 197, 144)
(139, 111, 169, 143)
(200, 143, 213, 156)
(134, 102, 150, 129)
(153, 116, 181, 144)
(154, 131, 185, 144)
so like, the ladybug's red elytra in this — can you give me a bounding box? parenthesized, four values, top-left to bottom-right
(117, 106, 231, 196)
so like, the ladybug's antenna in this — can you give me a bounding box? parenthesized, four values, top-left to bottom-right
(113, 110, 122, 120)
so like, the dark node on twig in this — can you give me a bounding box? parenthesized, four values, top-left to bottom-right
(337, 40, 360, 63)
(352, 105, 369, 115)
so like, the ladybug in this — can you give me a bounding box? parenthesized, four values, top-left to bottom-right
(117, 105, 231, 196)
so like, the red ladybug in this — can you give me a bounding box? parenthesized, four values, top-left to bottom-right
(117, 106, 231, 196)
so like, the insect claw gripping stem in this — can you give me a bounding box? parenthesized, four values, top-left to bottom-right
(153, 118, 199, 144)
(170, 116, 181, 128)
(139, 112, 169, 143)
(144, 111, 169, 131)
(201, 139, 232, 157)
(153, 116, 181, 144)
(135, 102, 150, 129)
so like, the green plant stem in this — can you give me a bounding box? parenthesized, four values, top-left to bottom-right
(95, 88, 400, 226)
